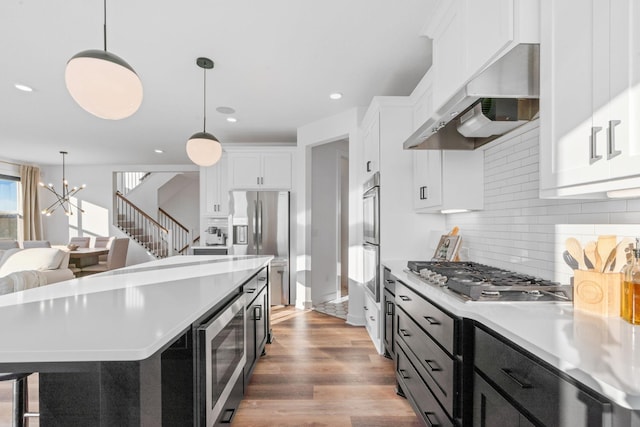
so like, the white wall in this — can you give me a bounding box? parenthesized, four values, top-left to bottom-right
(39, 163, 199, 266)
(159, 174, 200, 235)
(297, 108, 364, 324)
(126, 172, 177, 215)
(311, 140, 348, 304)
(445, 121, 640, 284)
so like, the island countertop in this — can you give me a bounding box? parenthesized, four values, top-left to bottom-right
(384, 259, 640, 411)
(0, 255, 272, 364)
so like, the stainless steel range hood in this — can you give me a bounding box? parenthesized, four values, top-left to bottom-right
(403, 44, 540, 150)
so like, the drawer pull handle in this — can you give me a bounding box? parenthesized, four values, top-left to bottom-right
(398, 369, 410, 379)
(500, 368, 532, 389)
(364, 306, 369, 311)
(399, 295, 411, 301)
(424, 411, 440, 427)
(254, 305, 262, 321)
(386, 301, 394, 315)
(425, 359, 442, 372)
(385, 279, 395, 284)
(246, 288, 256, 294)
(424, 316, 440, 325)
(258, 276, 267, 282)
(590, 126, 603, 164)
(369, 316, 375, 321)
(399, 328, 410, 337)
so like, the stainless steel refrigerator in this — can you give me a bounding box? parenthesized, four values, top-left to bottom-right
(230, 191, 290, 305)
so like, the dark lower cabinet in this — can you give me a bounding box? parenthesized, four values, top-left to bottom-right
(383, 287, 395, 359)
(245, 273, 269, 388)
(474, 373, 535, 427)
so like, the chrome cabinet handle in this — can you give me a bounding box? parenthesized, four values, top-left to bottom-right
(590, 126, 603, 164)
(607, 120, 622, 159)
(500, 368, 532, 389)
(424, 316, 440, 325)
(399, 328, 410, 337)
(399, 295, 411, 302)
(257, 176, 260, 185)
(254, 305, 262, 321)
(385, 301, 394, 315)
(398, 369, 410, 379)
(385, 279, 395, 284)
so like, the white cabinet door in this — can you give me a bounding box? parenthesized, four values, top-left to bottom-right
(261, 153, 292, 189)
(412, 72, 434, 133)
(464, 0, 514, 74)
(201, 156, 228, 216)
(228, 152, 292, 190)
(431, 0, 465, 110)
(413, 150, 443, 210)
(540, 0, 640, 196)
(362, 113, 380, 177)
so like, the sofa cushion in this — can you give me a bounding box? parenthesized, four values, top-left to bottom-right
(0, 248, 67, 277)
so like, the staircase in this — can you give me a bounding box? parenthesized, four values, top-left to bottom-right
(158, 208, 194, 255)
(115, 191, 171, 258)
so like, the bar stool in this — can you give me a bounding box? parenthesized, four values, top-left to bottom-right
(0, 372, 38, 426)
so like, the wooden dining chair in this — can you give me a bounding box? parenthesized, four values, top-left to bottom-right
(81, 238, 129, 275)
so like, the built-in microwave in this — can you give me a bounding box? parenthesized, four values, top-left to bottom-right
(197, 294, 245, 426)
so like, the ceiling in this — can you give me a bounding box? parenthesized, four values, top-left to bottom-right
(1, 0, 434, 166)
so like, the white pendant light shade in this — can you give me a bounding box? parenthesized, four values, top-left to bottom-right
(65, 49, 143, 120)
(186, 132, 223, 167)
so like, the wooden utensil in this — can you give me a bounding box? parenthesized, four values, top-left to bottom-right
(597, 235, 617, 272)
(612, 238, 634, 272)
(584, 241, 597, 271)
(565, 238, 586, 270)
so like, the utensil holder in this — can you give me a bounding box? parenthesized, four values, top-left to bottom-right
(573, 270, 622, 317)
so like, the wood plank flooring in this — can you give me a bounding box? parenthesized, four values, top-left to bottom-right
(0, 307, 418, 427)
(232, 307, 421, 427)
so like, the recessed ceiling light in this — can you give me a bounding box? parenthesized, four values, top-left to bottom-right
(226, 117, 237, 123)
(216, 106, 236, 114)
(154, 149, 164, 154)
(15, 83, 33, 92)
(329, 92, 343, 100)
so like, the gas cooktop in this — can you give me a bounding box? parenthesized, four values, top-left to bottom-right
(406, 261, 572, 302)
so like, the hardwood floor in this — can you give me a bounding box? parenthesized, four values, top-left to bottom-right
(0, 307, 418, 427)
(232, 306, 420, 427)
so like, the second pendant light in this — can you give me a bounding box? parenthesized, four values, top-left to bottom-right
(186, 57, 222, 167)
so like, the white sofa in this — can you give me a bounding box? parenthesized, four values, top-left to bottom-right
(0, 248, 74, 295)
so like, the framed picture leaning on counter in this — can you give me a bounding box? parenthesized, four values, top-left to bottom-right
(432, 234, 461, 261)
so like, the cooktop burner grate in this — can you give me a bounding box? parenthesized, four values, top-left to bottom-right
(406, 261, 572, 302)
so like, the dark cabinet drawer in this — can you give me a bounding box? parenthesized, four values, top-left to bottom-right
(383, 288, 395, 359)
(397, 305, 455, 418)
(396, 280, 456, 355)
(383, 267, 396, 295)
(397, 340, 454, 427)
(474, 326, 611, 427)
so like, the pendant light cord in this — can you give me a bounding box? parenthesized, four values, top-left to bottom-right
(103, 0, 107, 52)
(203, 66, 207, 133)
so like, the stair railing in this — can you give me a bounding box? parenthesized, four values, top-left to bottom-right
(115, 191, 172, 258)
(158, 208, 191, 255)
(118, 172, 151, 195)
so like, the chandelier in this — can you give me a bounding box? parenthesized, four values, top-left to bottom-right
(40, 151, 86, 216)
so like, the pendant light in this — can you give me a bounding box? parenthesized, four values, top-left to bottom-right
(186, 57, 222, 167)
(40, 152, 86, 216)
(65, 0, 143, 120)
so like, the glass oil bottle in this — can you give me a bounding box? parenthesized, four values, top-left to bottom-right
(622, 239, 640, 325)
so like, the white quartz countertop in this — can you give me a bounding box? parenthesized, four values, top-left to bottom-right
(0, 255, 271, 364)
(384, 259, 640, 411)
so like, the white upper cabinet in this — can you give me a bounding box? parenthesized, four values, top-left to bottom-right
(426, 0, 539, 113)
(412, 149, 483, 213)
(362, 112, 380, 177)
(539, 0, 640, 197)
(200, 155, 229, 216)
(228, 152, 292, 190)
(411, 70, 434, 134)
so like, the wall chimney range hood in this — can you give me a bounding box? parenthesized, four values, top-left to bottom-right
(403, 44, 540, 150)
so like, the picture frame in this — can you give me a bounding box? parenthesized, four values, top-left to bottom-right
(432, 235, 461, 261)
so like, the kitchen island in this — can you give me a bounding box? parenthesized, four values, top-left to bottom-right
(0, 254, 272, 426)
(384, 260, 640, 426)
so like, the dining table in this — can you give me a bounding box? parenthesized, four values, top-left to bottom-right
(65, 247, 110, 268)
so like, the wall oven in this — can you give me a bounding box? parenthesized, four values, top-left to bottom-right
(363, 172, 380, 302)
(197, 294, 245, 426)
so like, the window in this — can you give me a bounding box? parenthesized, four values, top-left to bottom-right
(0, 174, 20, 240)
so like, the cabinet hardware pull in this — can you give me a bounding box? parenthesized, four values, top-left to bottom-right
(398, 369, 410, 379)
(399, 328, 410, 337)
(386, 302, 394, 315)
(257, 176, 260, 185)
(261, 177, 264, 185)
(420, 186, 428, 200)
(258, 276, 267, 282)
(366, 161, 372, 172)
(500, 368, 532, 389)
(220, 408, 235, 424)
(424, 411, 440, 427)
(369, 316, 375, 321)
(364, 306, 369, 311)
(607, 120, 622, 159)
(590, 126, 603, 164)
(399, 295, 411, 301)
(385, 279, 395, 284)
(425, 359, 442, 372)
(246, 288, 256, 294)
(424, 316, 440, 325)
(254, 305, 262, 321)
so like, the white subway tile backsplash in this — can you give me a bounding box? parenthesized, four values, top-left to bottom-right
(444, 124, 640, 282)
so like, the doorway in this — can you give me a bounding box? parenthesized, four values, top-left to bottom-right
(310, 139, 349, 318)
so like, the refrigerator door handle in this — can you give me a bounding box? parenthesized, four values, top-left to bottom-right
(258, 200, 263, 246)
(253, 200, 259, 251)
